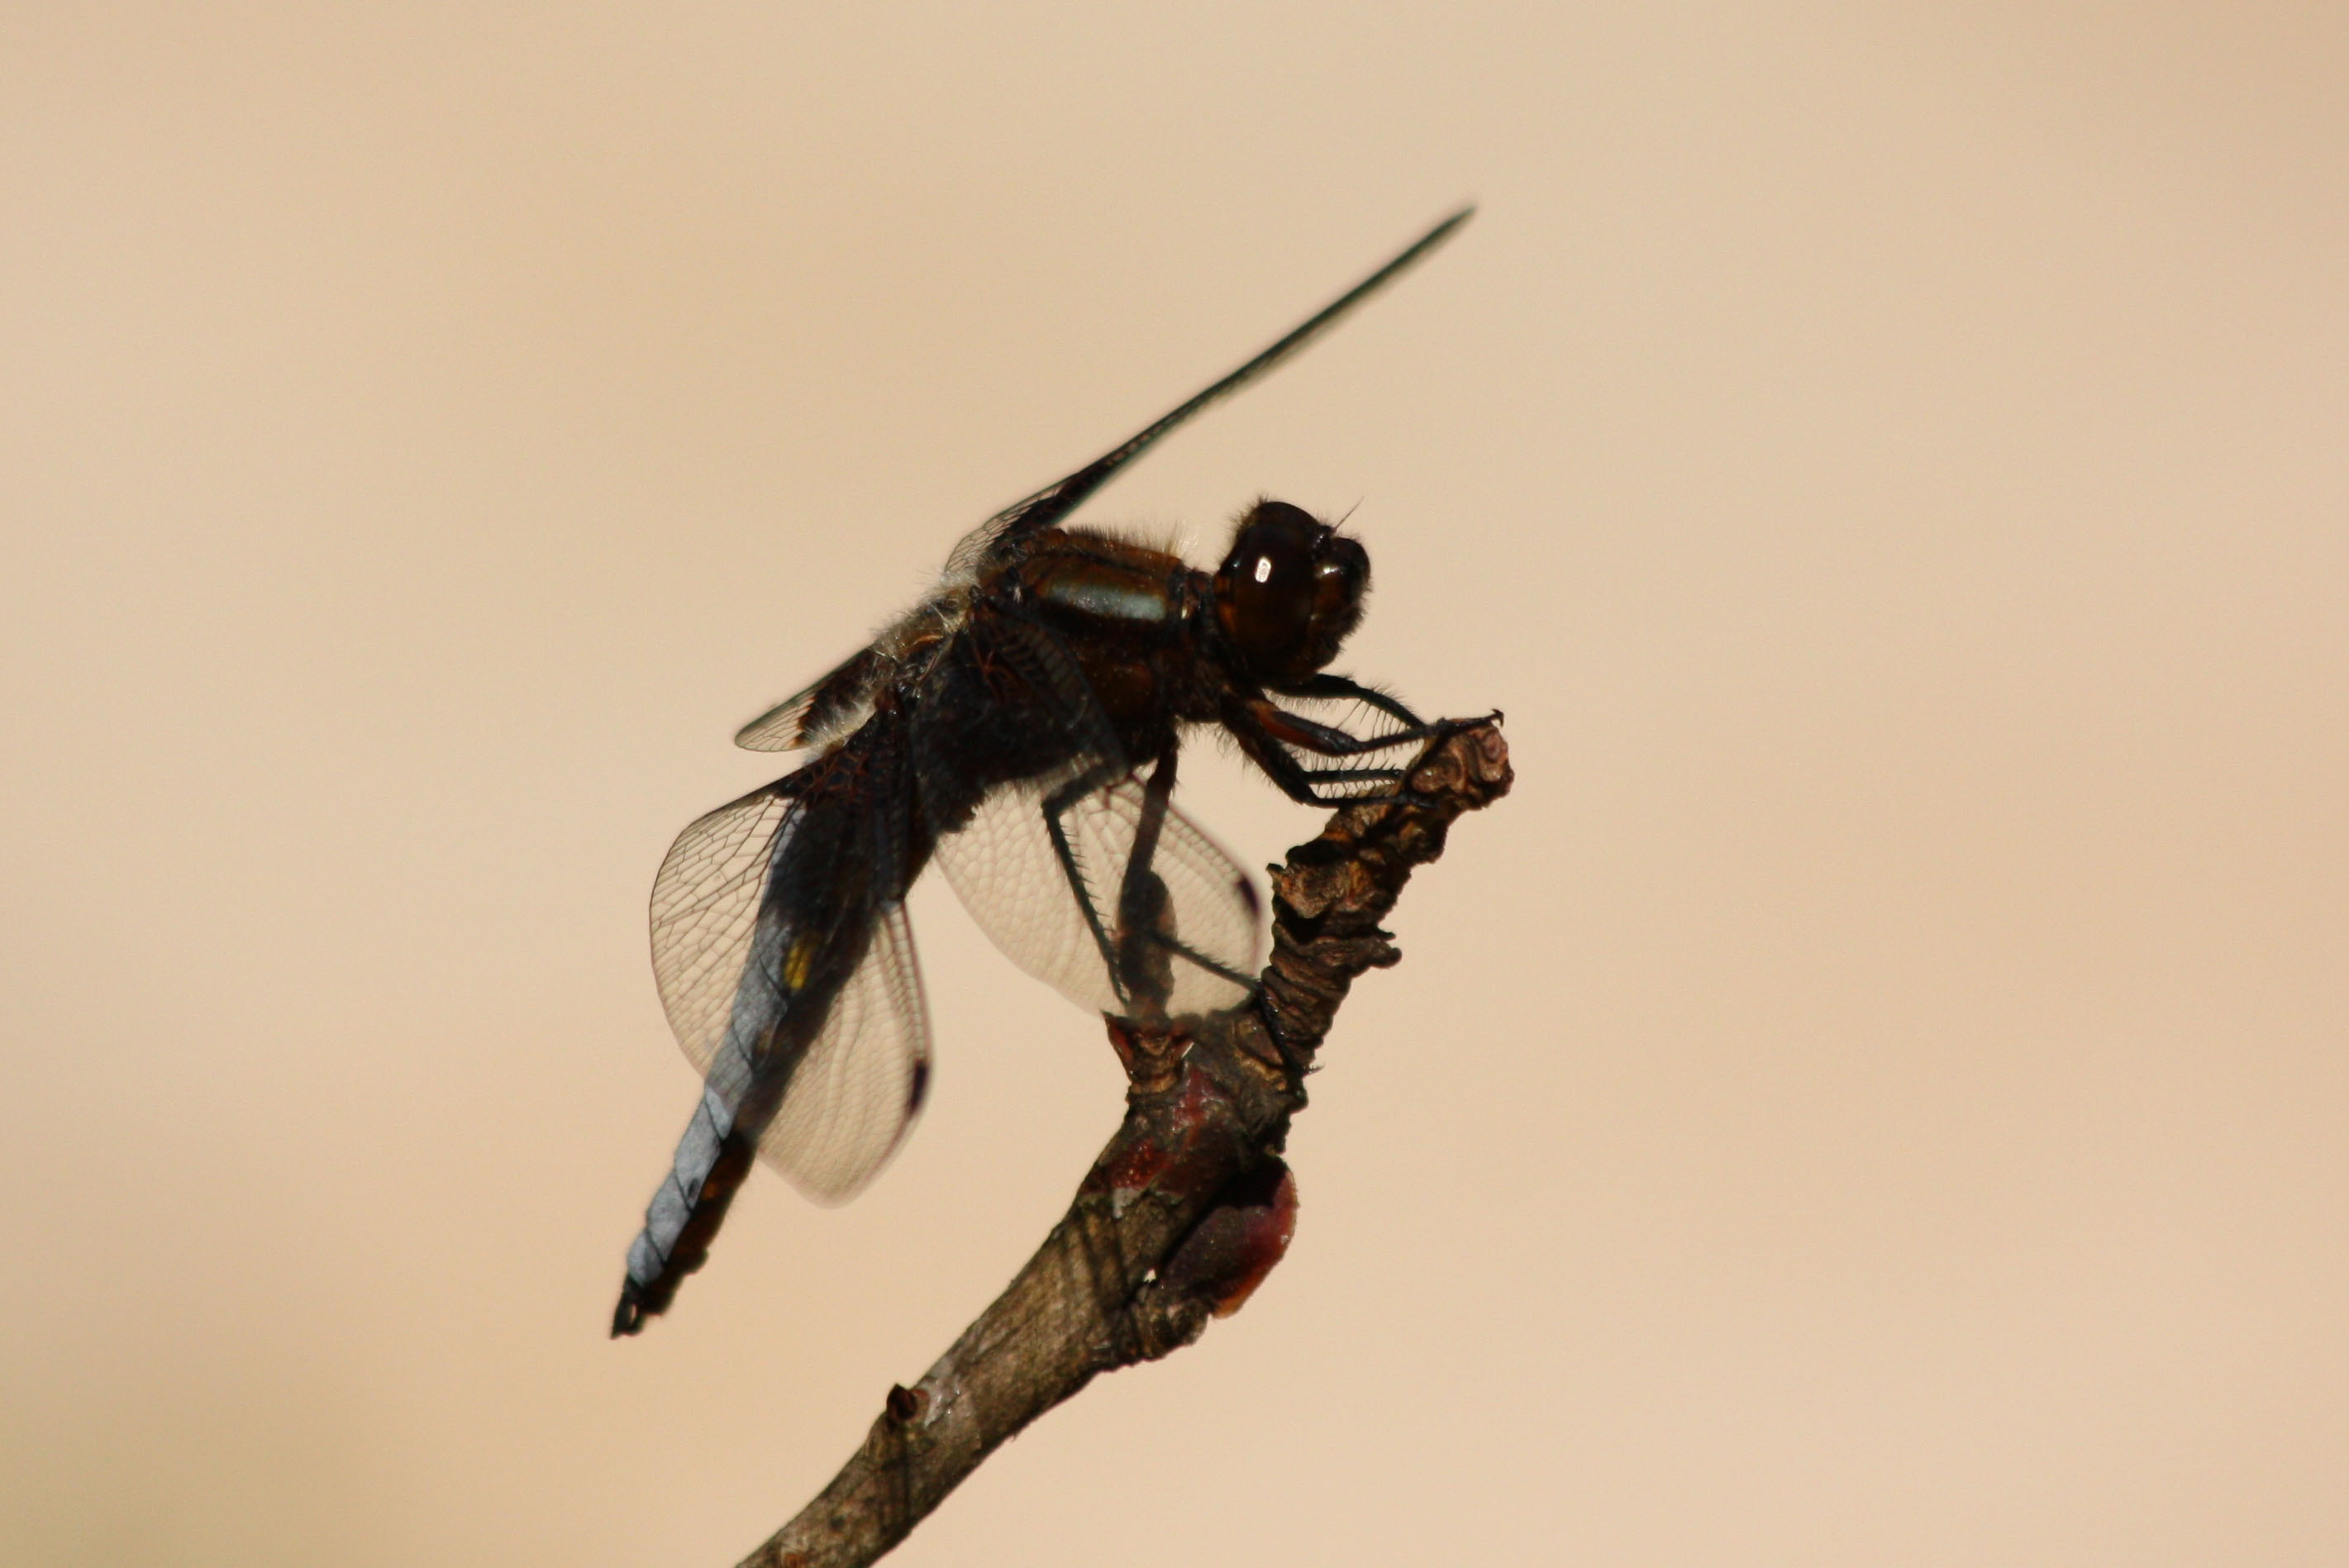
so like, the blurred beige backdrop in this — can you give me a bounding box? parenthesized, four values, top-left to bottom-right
(5, 4, 2346, 1564)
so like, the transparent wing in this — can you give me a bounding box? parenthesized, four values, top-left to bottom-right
(733, 686, 822, 753)
(756, 901, 930, 1203)
(943, 207, 1474, 582)
(935, 761, 1261, 1022)
(735, 645, 889, 753)
(648, 783, 931, 1203)
(649, 783, 800, 1073)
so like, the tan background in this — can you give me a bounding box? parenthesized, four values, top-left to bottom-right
(6, 4, 2346, 1564)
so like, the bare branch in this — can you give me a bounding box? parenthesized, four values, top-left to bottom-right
(738, 719, 1512, 1568)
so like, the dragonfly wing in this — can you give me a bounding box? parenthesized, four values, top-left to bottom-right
(648, 779, 932, 1196)
(649, 782, 800, 1072)
(735, 644, 891, 753)
(944, 207, 1472, 580)
(755, 899, 931, 1203)
(620, 747, 930, 1332)
(935, 757, 1261, 1022)
(732, 687, 822, 754)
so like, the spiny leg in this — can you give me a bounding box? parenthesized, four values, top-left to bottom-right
(1223, 693, 1460, 806)
(1108, 750, 1180, 1018)
(1284, 672, 1433, 734)
(1108, 748, 1258, 1008)
(1041, 755, 1139, 1013)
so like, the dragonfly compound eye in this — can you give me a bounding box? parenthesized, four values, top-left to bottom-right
(1214, 500, 1369, 685)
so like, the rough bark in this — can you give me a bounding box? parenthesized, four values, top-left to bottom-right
(738, 718, 1512, 1568)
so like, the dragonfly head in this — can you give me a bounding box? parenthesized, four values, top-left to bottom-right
(1211, 499, 1370, 688)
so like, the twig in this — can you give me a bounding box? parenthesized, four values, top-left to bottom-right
(737, 719, 1512, 1568)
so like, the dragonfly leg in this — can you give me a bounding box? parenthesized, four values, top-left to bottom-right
(1108, 749, 1257, 1010)
(1041, 755, 1139, 1012)
(1108, 751, 1181, 1017)
(1282, 671, 1432, 733)
(1222, 693, 1464, 806)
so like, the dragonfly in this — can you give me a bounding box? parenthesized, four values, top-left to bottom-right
(613, 207, 1471, 1336)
